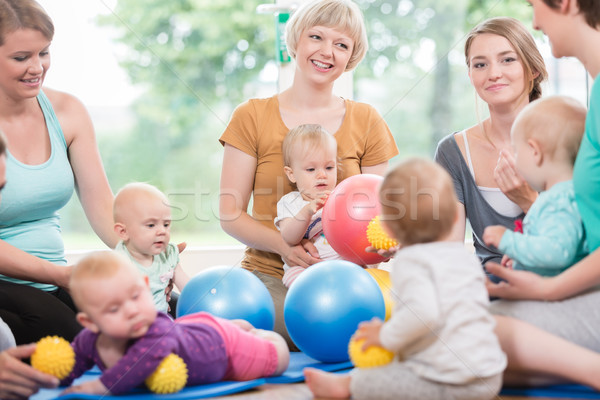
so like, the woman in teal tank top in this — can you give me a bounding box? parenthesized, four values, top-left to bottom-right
(0, 0, 116, 346)
(482, 0, 600, 391)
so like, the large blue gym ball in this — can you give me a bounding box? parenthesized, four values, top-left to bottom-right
(284, 260, 386, 363)
(176, 265, 275, 330)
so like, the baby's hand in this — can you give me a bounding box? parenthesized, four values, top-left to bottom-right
(501, 254, 514, 269)
(308, 192, 330, 215)
(483, 225, 507, 248)
(353, 318, 384, 350)
(62, 379, 108, 395)
(365, 244, 400, 259)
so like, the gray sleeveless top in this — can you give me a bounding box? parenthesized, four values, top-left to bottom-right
(434, 133, 524, 266)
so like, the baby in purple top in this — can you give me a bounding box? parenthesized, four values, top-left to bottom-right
(60, 251, 290, 396)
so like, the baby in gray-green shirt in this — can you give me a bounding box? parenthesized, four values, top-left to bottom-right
(113, 183, 189, 312)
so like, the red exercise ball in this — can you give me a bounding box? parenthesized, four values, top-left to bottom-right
(322, 174, 387, 265)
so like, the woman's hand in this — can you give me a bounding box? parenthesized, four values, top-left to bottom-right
(165, 279, 174, 305)
(0, 344, 59, 400)
(164, 242, 187, 304)
(485, 262, 549, 300)
(494, 150, 537, 213)
(53, 265, 72, 290)
(281, 240, 321, 269)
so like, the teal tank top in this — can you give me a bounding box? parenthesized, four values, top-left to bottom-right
(0, 91, 74, 291)
(574, 78, 600, 252)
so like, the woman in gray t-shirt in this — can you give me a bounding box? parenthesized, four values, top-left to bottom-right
(434, 17, 547, 273)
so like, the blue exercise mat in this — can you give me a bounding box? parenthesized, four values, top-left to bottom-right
(500, 384, 600, 398)
(31, 352, 353, 400)
(266, 351, 352, 384)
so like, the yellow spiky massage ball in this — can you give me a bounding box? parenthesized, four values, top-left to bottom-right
(366, 216, 398, 250)
(31, 336, 75, 380)
(145, 354, 188, 394)
(348, 337, 394, 369)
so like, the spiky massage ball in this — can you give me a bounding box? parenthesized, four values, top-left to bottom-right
(366, 216, 398, 250)
(31, 336, 75, 380)
(145, 354, 188, 394)
(348, 337, 395, 369)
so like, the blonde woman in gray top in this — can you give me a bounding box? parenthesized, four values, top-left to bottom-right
(434, 17, 548, 274)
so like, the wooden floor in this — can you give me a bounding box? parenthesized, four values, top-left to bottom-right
(207, 381, 576, 399)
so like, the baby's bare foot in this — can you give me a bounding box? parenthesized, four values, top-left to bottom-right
(230, 319, 253, 331)
(304, 368, 351, 398)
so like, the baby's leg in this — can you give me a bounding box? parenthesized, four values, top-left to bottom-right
(229, 319, 253, 331)
(248, 329, 290, 375)
(213, 318, 290, 380)
(348, 362, 500, 400)
(304, 368, 351, 398)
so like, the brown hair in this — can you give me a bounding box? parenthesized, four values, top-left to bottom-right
(543, 0, 600, 29)
(379, 158, 457, 246)
(0, 130, 6, 156)
(512, 95, 587, 165)
(0, 0, 54, 46)
(465, 17, 547, 102)
(285, 0, 368, 71)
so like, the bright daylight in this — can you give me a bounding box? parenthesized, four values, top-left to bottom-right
(0, 0, 597, 399)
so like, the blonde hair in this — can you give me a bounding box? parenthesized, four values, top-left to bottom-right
(513, 95, 587, 165)
(113, 182, 169, 223)
(282, 124, 337, 167)
(0, 0, 54, 46)
(379, 159, 457, 246)
(285, 0, 368, 71)
(70, 251, 139, 310)
(465, 17, 547, 102)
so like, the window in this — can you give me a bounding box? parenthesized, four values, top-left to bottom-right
(38, 0, 590, 250)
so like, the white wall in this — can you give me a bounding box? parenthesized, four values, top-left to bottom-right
(65, 245, 246, 277)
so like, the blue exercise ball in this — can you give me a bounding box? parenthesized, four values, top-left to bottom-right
(176, 265, 275, 330)
(284, 260, 386, 362)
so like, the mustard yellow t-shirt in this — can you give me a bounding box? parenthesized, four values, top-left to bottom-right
(219, 95, 399, 278)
